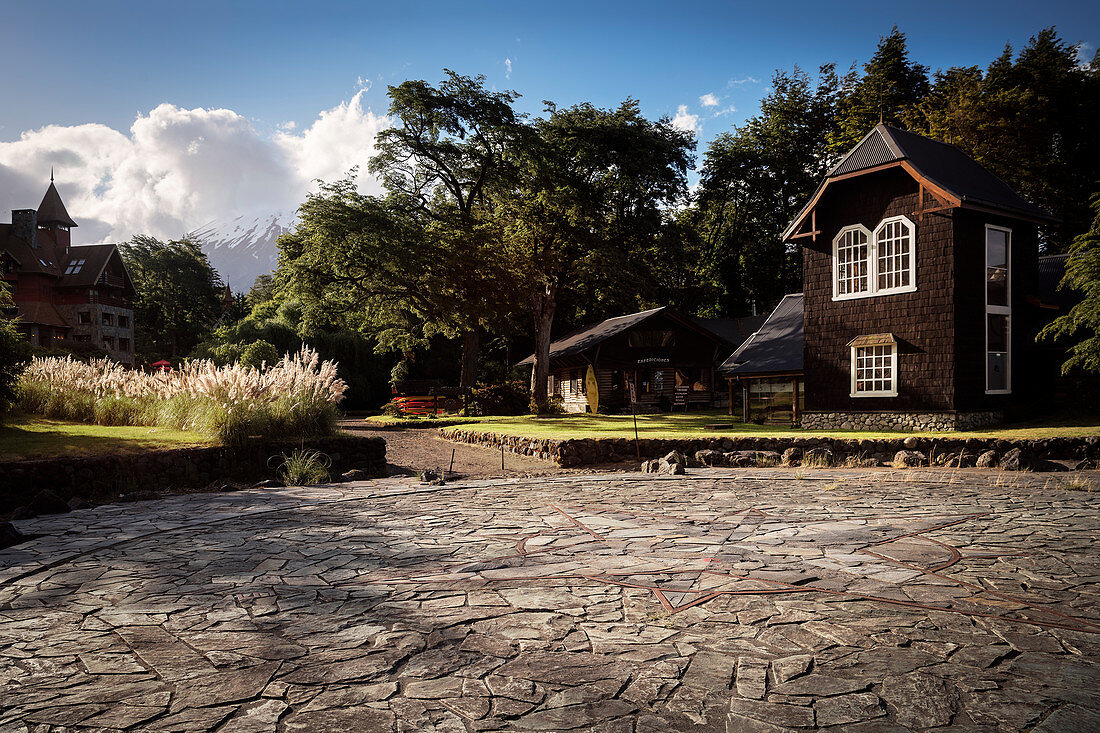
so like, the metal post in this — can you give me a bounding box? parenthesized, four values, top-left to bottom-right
(501, 444, 505, 471)
(449, 448, 455, 474)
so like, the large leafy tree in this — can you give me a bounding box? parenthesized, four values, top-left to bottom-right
(1040, 189, 1100, 373)
(830, 26, 929, 153)
(366, 70, 526, 386)
(503, 99, 694, 408)
(0, 283, 30, 420)
(119, 236, 224, 358)
(919, 29, 1100, 250)
(696, 65, 840, 315)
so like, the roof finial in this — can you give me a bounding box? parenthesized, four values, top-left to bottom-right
(50, 167, 54, 183)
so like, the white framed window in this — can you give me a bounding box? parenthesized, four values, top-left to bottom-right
(874, 216, 916, 294)
(833, 225, 871, 298)
(832, 217, 916, 300)
(850, 342, 898, 397)
(985, 225, 1011, 394)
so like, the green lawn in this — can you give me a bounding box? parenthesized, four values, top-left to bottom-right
(364, 410, 1100, 441)
(0, 416, 209, 461)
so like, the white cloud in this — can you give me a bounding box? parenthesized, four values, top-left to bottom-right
(1076, 42, 1095, 68)
(699, 93, 719, 107)
(727, 76, 760, 86)
(714, 105, 737, 116)
(671, 105, 700, 135)
(0, 93, 390, 243)
(505, 58, 512, 79)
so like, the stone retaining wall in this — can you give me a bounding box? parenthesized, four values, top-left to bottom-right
(801, 411, 1003, 432)
(0, 435, 386, 511)
(440, 427, 1099, 468)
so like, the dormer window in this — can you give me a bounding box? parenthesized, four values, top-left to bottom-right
(833, 216, 916, 300)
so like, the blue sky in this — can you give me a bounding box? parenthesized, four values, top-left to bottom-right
(0, 0, 1096, 242)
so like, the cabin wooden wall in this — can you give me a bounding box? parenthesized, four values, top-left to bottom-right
(802, 168, 957, 412)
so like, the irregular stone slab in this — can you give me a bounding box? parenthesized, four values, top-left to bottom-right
(771, 654, 812, 684)
(728, 698, 814, 728)
(735, 657, 768, 699)
(770, 674, 867, 697)
(880, 673, 958, 728)
(495, 652, 629, 685)
(282, 706, 397, 732)
(814, 692, 884, 726)
(512, 699, 637, 730)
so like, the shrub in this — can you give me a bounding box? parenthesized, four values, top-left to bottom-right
(470, 381, 528, 416)
(273, 448, 331, 485)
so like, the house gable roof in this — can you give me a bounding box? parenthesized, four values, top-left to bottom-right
(37, 182, 78, 228)
(517, 306, 738, 366)
(58, 244, 136, 296)
(719, 294, 804, 377)
(784, 124, 1056, 240)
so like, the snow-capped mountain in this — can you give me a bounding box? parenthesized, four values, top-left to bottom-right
(188, 212, 294, 291)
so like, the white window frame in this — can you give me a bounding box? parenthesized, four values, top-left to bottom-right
(872, 215, 918, 296)
(832, 224, 872, 300)
(850, 343, 899, 398)
(985, 224, 1012, 394)
(832, 216, 917, 301)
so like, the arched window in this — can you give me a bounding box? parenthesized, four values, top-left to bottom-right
(874, 216, 916, 294)
(833, 225, 871, 298)
(832, 217, 917, 300)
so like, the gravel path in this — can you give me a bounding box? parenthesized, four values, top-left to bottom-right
(338, 422, 594, 479)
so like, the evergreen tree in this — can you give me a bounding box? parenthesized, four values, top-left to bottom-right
(831, 26, 930, 153)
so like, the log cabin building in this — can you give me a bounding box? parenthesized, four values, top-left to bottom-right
(1, 180, 137, 365)
(518, 307, 755, 413)
(785, 124, 1058, 431)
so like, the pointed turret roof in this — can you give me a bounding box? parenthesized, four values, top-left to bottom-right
(37, 181, 78, 228)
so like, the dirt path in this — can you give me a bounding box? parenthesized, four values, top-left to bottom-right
(339, 421, 605, 479)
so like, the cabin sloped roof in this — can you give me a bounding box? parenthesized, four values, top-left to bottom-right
(517, 306, 737, 366)
(784, 124, 1055, 240)
(1038, 253, 1078, 312)
(719, 294, 804, 376)
(16, 301, 71, 329)
(0, 224, 60, 276)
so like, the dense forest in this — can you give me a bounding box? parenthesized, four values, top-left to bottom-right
(35, 27, 1092, 410)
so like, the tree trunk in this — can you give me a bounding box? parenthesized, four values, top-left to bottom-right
(459, 329, 480, 389)
(530, 283, 557, 411)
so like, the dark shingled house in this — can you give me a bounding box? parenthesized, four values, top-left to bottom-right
(719, 294, 804, 422)
(519, 307, 750, 412)
(784, 124, 1057, 431)
(1, 180, 137, 364)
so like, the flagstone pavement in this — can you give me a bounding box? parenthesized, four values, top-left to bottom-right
(1, 469, 1099, 732)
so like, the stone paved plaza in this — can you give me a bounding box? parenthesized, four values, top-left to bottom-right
(1, 469, 1099, 731)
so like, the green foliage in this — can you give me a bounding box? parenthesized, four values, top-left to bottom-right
(830, 26, 930, 154)
(1040, 189, 1100, 373)
(469, 381, 529, 416)
(0, 285, 30, 421)
(239, 340, 280, 370)
(274, 448, 331, 486)
(696, 64, 840, 315)
(918, 29, 1100, 250)
(119, 236, 225, 359)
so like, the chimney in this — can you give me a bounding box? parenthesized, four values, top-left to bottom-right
(11, 209, 37, 249)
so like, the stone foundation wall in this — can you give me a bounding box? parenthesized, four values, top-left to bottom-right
(0, 435, 386, 511)
(800, 411, 1003, 432)
(440, 427, 1098, 468)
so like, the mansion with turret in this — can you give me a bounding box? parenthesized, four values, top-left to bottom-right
(1, 180, 137, 365)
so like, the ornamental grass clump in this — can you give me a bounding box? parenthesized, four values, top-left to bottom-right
(19, 347, 347, 444)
